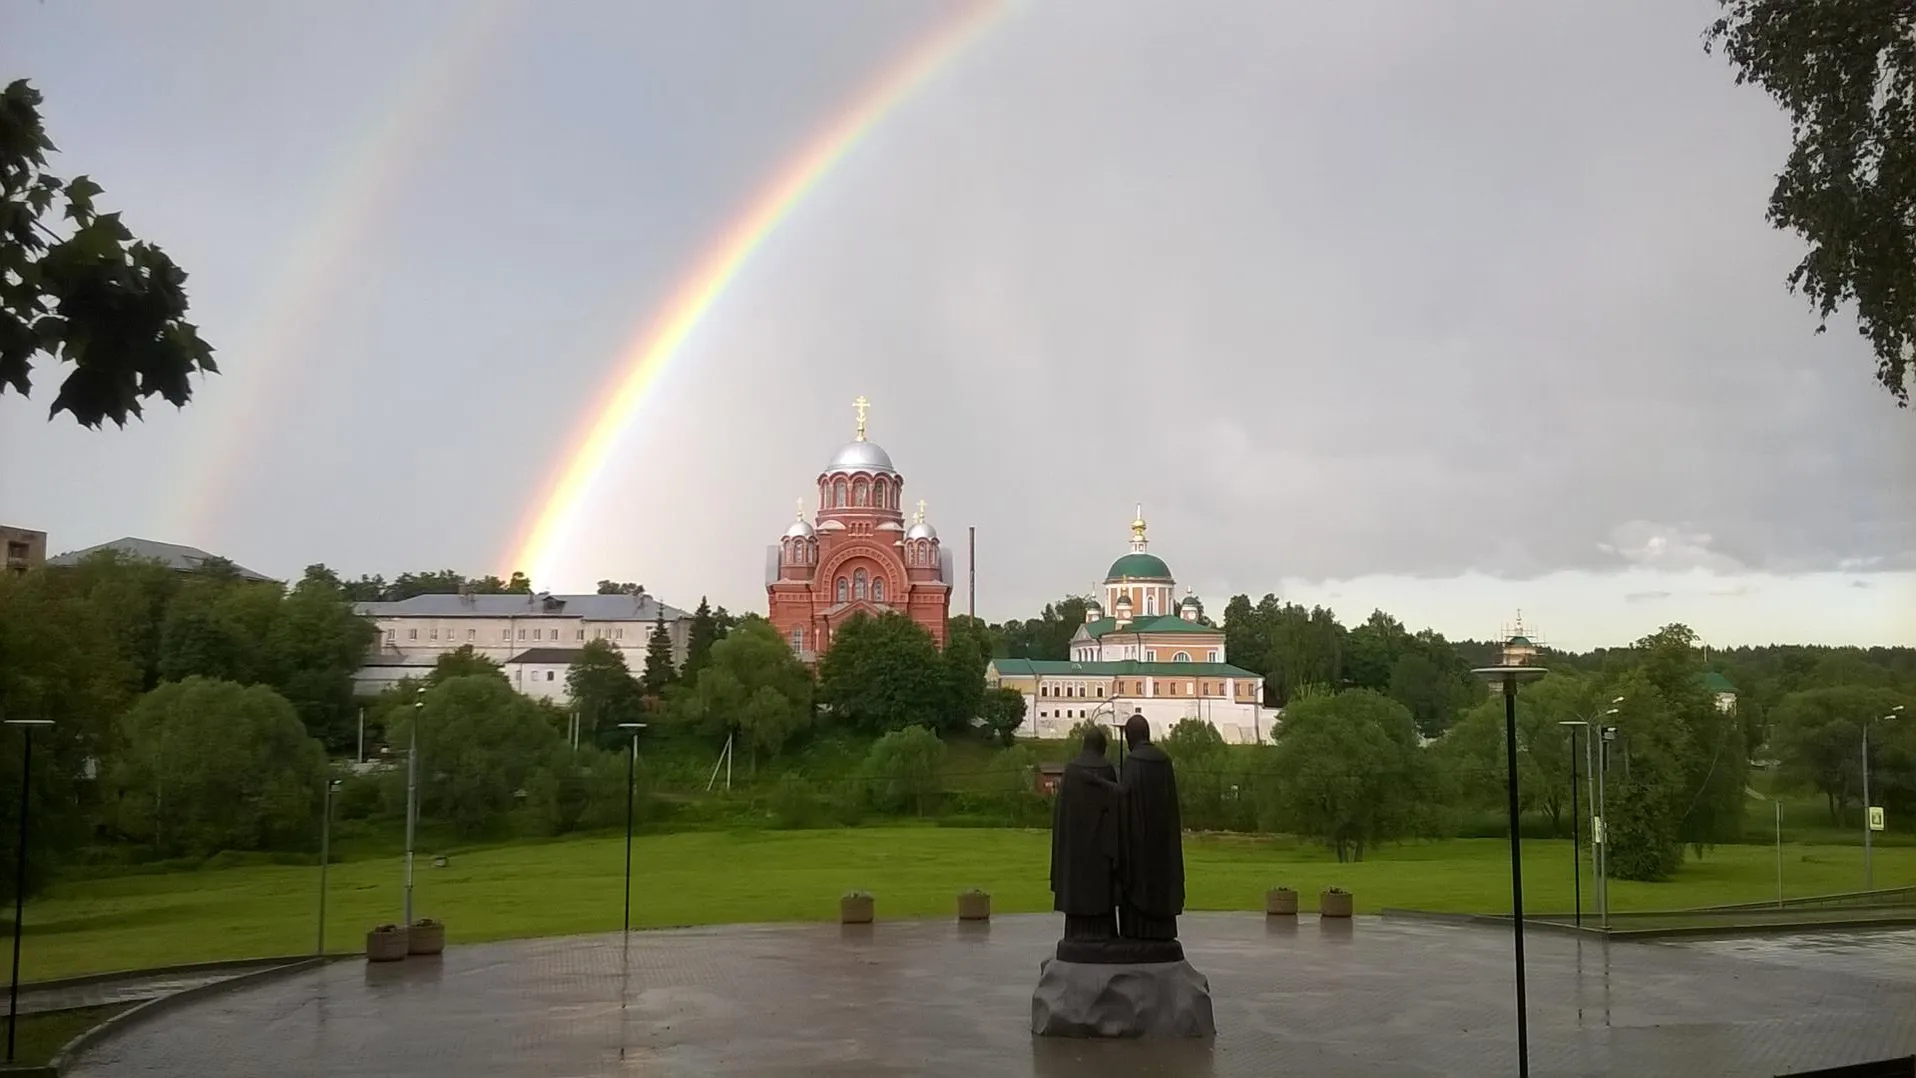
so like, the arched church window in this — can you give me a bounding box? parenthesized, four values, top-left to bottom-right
(833, 480, 847, 507)
(836, 577, 849, 603)
(854, 480, 870, 507)
(854, 569, 868, 600)
(1173, 651, 1191, 662)
(875, 484, 887, 509)
(872, 578, 884, 603)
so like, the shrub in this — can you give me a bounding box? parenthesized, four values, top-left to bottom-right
(769, 773, 822, 829)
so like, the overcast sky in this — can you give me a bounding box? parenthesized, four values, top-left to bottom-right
(3, 0, 1912, 649)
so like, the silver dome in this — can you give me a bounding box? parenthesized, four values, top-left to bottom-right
(906, 520, 938, 541)
(784, 519, 815, 539)
(824, 440, 897, 474)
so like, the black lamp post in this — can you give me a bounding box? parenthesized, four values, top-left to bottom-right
(4, 718, 53, 1064)
(1472, 662, 1546, 1078)
(619, 722, 647, 934)
(318, 778, 341, 955)
(1557, 721, 1585, 928)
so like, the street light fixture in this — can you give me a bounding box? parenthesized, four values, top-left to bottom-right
(619, 722, 647, 935)
(404, 700, 422, 929)
(4, 718, 54, 1064)
(1556, 720, 1588, 927)
(318, 778, 341, 955)
(1864, 704, 1904, 890)
(1471, 661, 1548, 1078)
(1595, 705, 1621, 930)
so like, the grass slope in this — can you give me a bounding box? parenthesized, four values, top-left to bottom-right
(18, 829, 1911, 981)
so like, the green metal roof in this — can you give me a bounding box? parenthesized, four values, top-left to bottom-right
(989, 658, 1260, 679)
(1079, 615, 1218, 638)
(1104, 552, 1172, 581)
(1699, 670, 1737, 694)
(1507, 635, 1532, 646)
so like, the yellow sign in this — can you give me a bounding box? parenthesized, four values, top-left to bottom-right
(1869, 806, 1886, 832)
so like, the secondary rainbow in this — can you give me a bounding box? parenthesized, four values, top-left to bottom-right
(171, 2, 519, 539)
(503, 0, 1008, 584)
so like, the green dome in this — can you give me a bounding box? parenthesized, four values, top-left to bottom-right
(1105, 552, 1172, 581)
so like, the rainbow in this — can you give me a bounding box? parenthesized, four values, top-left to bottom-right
(502, 0, 1008, 584)
(171, 2, 519, 538)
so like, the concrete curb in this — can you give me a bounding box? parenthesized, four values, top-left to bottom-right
(47, 957, 333, 1075)
(1380, 906, 1916, 941)
(15, 955, 318, 996)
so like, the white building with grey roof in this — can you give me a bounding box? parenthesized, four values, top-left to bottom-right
(351, 591, 688, 701)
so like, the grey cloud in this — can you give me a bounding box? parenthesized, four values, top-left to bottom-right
(2, 0, 1913, 625)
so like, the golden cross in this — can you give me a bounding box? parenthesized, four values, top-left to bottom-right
(915, 498, 926, 523)
(796, 497, 805, 522)
(853, 395, 870, 440)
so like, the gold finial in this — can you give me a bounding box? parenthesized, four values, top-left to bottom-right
(1131, 503, 1147, 538)
(796, 497, 805, 522)
(853, 395, 870, 441)
(914, 499, 926, 523)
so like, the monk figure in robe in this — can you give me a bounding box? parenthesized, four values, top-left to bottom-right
(1049, 725, 1120, 941)
(1112, 712, 1186, 942)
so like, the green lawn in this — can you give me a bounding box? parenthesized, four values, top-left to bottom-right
(5, 1003, 132, 1067)
(17, 827, 1913, 982)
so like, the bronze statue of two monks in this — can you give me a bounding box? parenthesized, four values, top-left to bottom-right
(1047, 712, 1187, 964)
(1034, 710, 1215, 1037)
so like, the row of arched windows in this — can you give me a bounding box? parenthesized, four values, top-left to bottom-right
(822, 475, 903, 510)
(833, 568, 886, 604)
(905, 539, 938, 566)
(781, 536, 819, 564)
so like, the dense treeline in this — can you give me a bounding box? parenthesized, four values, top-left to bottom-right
(3, 553, 1911, 902)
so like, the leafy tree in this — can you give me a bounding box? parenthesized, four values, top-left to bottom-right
(388, 674, 562, 838)
(430, 644, 505, 685)
(669, 617, 811, 759)
(1, 79, 217, 427)
(1770, 685, 1908, 823)
(989, 595, 1093, 661)
(1632, 624, 1747, 855)
(0, 569, 139, 898)
(979, 686, 1028, 747)
(566, 639, 644, 746)
(1162, 718, 1238, 831)
(1598, 676, 1692, 880)
(270, 572, 378, 748)
(862, 724, 945, 815)
(1262, 690, 1425, 861)
(106, 677, 325, 857)
(1435, 673, 1594, 836)
(526, 745, 641, 836)
(1708, 2, 1916, 405)
(942, 614, 993, 728)
(640, 613, 677, 697)
(817, 612, 949, 733)
(595, 580, 646, 596)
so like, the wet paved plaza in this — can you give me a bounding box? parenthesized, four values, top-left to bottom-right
(66, 915, 1916, 1077)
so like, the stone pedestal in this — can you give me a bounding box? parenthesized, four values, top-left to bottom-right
(1030, 955, 1215, 1038)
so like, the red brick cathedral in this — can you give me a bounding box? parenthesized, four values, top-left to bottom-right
(768, 397, 950, 662)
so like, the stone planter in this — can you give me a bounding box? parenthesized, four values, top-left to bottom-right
(408, 919, 445, 955)
(840, 892, 874, 925)
(1319, 889, 1354, 918)
(1264, 887, 1299, 916)
(366, 925, 408, 962)
(957, 890, 991, 922)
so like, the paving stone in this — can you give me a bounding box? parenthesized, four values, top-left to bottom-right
(61, 916, 1916, 1077)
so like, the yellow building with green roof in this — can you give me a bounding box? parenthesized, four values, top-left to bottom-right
(985, 507, 1278, 744)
